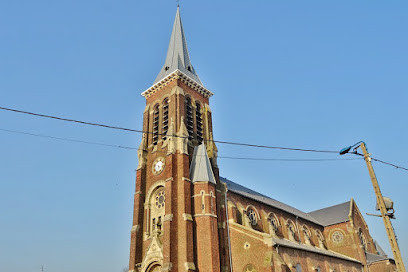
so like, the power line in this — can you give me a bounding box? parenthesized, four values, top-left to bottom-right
(1, 106, 407, 171)
(0, 106, 337, 153)
(371, 158, 408, 172)
(0, 128, 138, 150)
(218, 156, 360, 162)
(0, 127, 358, 162)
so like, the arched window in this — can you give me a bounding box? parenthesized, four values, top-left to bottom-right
(162, 98, 169, 140)
(302, 225, 312, 245)
(267, 213, 280, 235)
(196, 101, 203, 144)
(358, 228, 367, 251)
(152, 104, 160, 145)
(246, 207, 258, 226)
(296, 264, 302, 272)
(150, 187, 165, 234)
(315, 230, 326, 249)
(185, 96, 193, 139)
(286, 220, 297, 241)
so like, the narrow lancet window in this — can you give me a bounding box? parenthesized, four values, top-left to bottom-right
(196, 102, 203, 144)
(153, 104, 160, 145)
(185, 96, 194, 139)
(162, 98, 169, 140)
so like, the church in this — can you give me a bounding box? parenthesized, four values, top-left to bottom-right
(128, 7, 396, 272)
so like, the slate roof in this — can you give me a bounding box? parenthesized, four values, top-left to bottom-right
(365, 252, 390, 264)
(154, 7, 202, 85)
(308, 201, 351, 226)
(221, 177, 322, 225)
(190, 144, 216, 184)
(272, 236, 361, 264)
(374, 240, 388, 257)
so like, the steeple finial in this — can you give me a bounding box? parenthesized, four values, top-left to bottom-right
(153, 7, 202, 85)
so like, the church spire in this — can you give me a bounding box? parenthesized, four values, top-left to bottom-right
(154, 7, 202, 85)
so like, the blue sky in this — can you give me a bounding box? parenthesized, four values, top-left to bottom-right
(1, 1, 407, 271)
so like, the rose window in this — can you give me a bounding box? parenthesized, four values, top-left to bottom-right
(155, 190, 165, 209)
(332, 230, 344, 243)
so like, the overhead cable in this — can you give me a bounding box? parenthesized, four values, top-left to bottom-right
(0, 106, 337, 153)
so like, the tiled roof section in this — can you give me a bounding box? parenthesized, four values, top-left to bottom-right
(221, 177, 321, 225)
(366, 252, 391, 264)
(190, 144, 216, 184)
(272, 237, 361, 264)
(154, 7, 202, 85)
(374, 240, 388, 257)
(308, 201, 351, 226)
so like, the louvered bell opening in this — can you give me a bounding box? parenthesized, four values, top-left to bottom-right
(153, 135, 159, 145)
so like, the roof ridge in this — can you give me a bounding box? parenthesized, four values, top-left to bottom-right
(308, 201, 351, 214)
(221, 177, 322, 225)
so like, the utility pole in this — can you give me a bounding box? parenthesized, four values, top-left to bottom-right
(360, 142, 406, 272)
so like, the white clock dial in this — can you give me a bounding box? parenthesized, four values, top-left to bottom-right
(155, 161, 164, 172)
(152, 157, 165, 175)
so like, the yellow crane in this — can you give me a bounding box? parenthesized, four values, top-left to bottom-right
(340, 142, 406, 272)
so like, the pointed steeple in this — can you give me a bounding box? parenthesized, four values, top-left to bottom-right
(190, 144, 216, 184)
(154, 7, 202, 85)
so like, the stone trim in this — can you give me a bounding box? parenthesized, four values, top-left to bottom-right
(182, 213, 193, 221)
(229, 221, 271, 244)
(184, 262, 196, 271)
(131, 225, 140, 232)
(141, 70, 213, 98)
(191, 192, 215, 198)
(162, 262, 173, 271)
(165, 177, 174, 182)
(194, 213, 217, 218)
(163, 214, 174, 222)
(182, 177, 191, 182)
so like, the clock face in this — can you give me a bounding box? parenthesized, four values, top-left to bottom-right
(152, 157, 165, 175)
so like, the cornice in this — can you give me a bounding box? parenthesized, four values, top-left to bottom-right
(141, 70, 213, 98)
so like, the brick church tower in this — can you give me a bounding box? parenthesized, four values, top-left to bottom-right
(129, 7, 230, 272)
